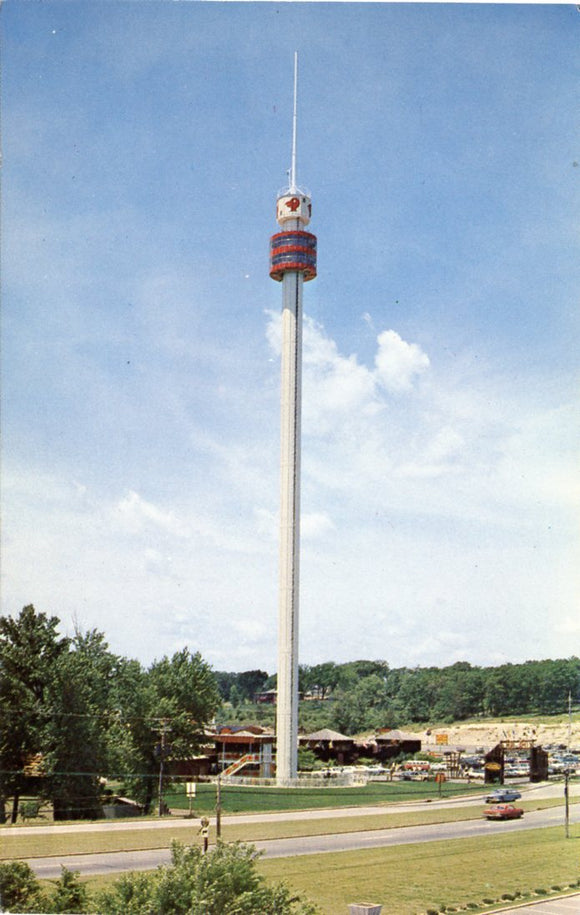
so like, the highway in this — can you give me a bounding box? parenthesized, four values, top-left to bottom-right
(25, 802, 573, 880)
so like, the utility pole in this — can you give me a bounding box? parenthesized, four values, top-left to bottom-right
(153, 719, 172, 817)
(564, 691, 572, 839)
(564, 767, 570, 839)
(216, 773, 222, 839)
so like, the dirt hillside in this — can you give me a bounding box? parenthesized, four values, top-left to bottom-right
(414, 718, 580, 751)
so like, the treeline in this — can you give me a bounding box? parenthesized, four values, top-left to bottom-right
(3, 605, 578, 825)
(0, 606, 221, 823)
(216, 658, 580, 735)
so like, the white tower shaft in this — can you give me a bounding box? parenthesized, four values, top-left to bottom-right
(270, 53, 316, 785)
(276, 264, 303, 783)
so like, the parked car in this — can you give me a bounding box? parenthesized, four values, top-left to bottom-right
(485, 788, 522, 803)
(483, 803, 524, 821)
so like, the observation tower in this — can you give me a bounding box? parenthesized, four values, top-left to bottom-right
(270, 53, 316, 783)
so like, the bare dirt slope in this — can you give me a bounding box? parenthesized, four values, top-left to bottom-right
(415, 718, 580, 751)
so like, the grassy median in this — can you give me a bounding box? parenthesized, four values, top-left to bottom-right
(257, 825, 580, 914)
(33, 824, 580, 914)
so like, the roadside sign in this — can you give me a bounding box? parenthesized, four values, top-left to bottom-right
(435, 770, 446, 797)
(186, 782, 197, 798)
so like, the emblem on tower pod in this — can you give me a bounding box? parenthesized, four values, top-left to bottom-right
(276, 193, 312, 227)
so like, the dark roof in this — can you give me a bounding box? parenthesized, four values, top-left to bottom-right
(301, 728, 353, 743)
(375, 730, 421, 743)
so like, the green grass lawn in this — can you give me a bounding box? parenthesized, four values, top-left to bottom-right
(1, 780, 484, 828)
(164, 778, 485, 814)
(257, 825, 580, 915)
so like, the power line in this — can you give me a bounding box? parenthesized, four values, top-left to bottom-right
(0, 707, 205, 725)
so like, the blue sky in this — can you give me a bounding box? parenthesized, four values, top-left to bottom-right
(2, 2, 578, 673)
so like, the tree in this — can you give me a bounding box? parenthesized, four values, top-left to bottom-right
(0, 606, 70, 822)
(236, 670, 269, 702)
(0, 862, 88, 913)
(214, 671, 237, 702)
(331, 675, 394, 735)
(536, 658, 580, 714)
(116, 649, 221, 813)
(1, 609, 221, 821)
(97, 841, 319, 914)
(45, 628, 121, 820)
(431, 663, 485, 721)
(306, 662, 341, 699)
(395, 668, 435, 722)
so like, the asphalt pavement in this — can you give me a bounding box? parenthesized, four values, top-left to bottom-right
(7, 777, 576, 837)
(22, 804, 573, 879)
(491, 894, 580, 914)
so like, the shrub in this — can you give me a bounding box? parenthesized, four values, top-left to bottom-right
(19, 800, 43, 822)
(0, 860, 42, 912)
(97, 841, 319, 914)
(96, 871, 153, 914)
(51, 868, 88, 913)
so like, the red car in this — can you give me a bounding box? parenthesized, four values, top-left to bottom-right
(483, 803, 524, 820)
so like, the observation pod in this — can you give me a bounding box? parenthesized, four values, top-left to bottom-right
(276, 193, 312, 226)
(270, 231, 317, 282)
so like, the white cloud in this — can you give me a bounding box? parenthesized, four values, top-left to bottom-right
(2, 311, 576, 672)
(555, 615, 580, 636)
(253, 507, 278, 541)
(301, 512, 335, 540)
(374, 329, 430, 392)
(115, 491, 191, 538)
(266, 312, 430, 440)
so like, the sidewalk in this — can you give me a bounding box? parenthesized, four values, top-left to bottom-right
(490, 892, 580, 914)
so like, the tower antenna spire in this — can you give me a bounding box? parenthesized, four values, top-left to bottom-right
(290, 51, 298, 192)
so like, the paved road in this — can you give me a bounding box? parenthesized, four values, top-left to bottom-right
(493, 894, 580, 914)
(25, 804, 572, 879)
(9, 778, 576, 838)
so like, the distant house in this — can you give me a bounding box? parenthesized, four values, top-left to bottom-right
(214, 726, 275, 778)
(168, 755, 213, 778)
(255, 689, 277, 704)
(299, 728, 356, 765)
(102, 796, 144, 819)
(374, 729, 422, 761)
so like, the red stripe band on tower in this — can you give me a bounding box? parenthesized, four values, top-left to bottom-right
(270, 231, 317, 282)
